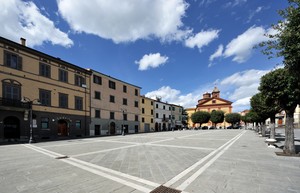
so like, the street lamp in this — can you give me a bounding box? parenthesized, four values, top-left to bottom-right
(21, 97, 41, 143)
(120, 108, 127, 136)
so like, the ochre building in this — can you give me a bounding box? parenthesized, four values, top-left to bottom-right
(196, 87, 232, 128)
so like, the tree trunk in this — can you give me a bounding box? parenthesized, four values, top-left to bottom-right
(245, 122, 247, 130)
(261, 122, 266, 137)
(284, 110, 295, 155)
(270, 115, 276, 140)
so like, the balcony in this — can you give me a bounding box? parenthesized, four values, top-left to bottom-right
(0, 97, 30, 109)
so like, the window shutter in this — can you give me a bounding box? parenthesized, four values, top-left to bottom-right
(17, 56, 22, 70)
(3, 50, 7, 66)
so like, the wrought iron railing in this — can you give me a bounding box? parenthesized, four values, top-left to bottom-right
(0, 97, 30, 108)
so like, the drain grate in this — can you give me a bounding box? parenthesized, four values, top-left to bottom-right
(55, 155, 69, 159)
(150, 186, 181, 193)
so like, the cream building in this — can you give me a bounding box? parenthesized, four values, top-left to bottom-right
(185, 108, 196, 128)
(171, 104, 184, 129)
(154, 100, 171, 131)
(0, 37, 91, 141)
(90, 70, 141, 135)
(140, 96, 155, 132)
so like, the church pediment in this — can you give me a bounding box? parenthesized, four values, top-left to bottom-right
(198, 97, 232, 106)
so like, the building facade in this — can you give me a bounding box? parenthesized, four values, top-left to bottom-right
(185, 108, 196, 128)
(90, 70, 141, 136)
(154, 100, 172, 131)
(140, 96, 155, 132)
(171, 104, 184, 129)
(0, 37, 91, 141)
(196, 87, 232, 128)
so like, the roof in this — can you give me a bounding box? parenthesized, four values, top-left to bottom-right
(197, 97, 232, 107)
(212, 86, 220, 93)
(0, 36, 92, 75)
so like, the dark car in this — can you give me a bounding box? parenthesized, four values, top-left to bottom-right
(227, 126, 233, 129)
(209, 126, 215, 130)
(202, 126, 208, 130)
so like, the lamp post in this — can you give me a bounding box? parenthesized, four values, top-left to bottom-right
(21, 97, 41, 143)
(120, 108, 126, 136)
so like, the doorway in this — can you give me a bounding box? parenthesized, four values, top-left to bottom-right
(3, 116, 20, 139)
(58, 119, 69, 136)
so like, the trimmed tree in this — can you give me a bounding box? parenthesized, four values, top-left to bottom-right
(210, 110, 225, 128)
(225, 113, 241, 128)
(260, 0, 300, 76)
(259, 68, 300, 154)
(246, 110, 261, 131)
(191, 111, 211, 128)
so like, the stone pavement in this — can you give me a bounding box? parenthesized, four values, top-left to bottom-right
(0, 129, 299, 193)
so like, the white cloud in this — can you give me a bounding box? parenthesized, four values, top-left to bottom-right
(135, 53, 169, 71)
(224, 0, 247, 8)
(223, 26, 270, 63)
(0, 0, 73, 47)
(208, 44, 223, 67)
(185, 29, 220, 51)
(247, 6, 263, 23)
(220, 69, 269, 111)
(57, 0, 190, 43)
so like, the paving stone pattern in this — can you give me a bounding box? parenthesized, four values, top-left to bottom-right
(0, 129, 299, 193)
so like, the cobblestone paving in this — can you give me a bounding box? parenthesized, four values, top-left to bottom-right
(0, 129, 299, 193)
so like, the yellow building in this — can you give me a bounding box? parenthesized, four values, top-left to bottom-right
(140, 96, 154, 132)
(185, 107, 196, 128)
(0, 37, 91, 141)
(196, 87, 232, 128)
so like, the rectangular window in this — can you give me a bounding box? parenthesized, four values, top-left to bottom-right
(151, 118, 153, 123)
(156, 113, 158, 118)
(151, 101, 153, 105)
(75, 96, 83, 110)
(41, 117, 49, 129)
(40, 63, 51, 78)
(39, 89, 51, 106)
(110, 95, 115, 103)
(109, 80, 116, 89)
(95, 109, 100, 118)
(59, 93, 68, 108)
(142, 117, 145, 123)
(93, 75, 102, 85)
(135, 89, 138, 96)
(151, 109, 153, 115)
(163, 106, 165, 110)
(135, 115, 138, 121)
(110, 112, 115, 119)
(142, 108, 145, 114)
(123, 114, 127, 121)
(172, 115, 175, 120)
(3, 83, 20, 100)
(142, 99, 144, 104)
(59, 69, 68, 83)
(134, 101, 138, 107)
(95, 91, 101, 100)
(123, 98, 127, 105)
(172, 106, 175, 111)
(156, 104, 158, 108)
(123, 85, 127, 93)
(75, 75, 85, 86)
(75, 120, 81, 129)
(4, 51, 22, 70)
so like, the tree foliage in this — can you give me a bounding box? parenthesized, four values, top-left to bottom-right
(210, 110, 224, 127)
(191, 111, 210, 127)
(260, 0, 300, 75)
(225, 113, 241, 126)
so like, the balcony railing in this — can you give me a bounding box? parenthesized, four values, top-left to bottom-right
(0, 97, 30, 108)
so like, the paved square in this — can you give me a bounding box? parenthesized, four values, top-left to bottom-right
(0, 130, 299, 193)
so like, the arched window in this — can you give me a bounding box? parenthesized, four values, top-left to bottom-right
(2, 79, 21, 100)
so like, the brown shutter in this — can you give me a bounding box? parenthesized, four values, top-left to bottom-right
(17, 55, 22, 70)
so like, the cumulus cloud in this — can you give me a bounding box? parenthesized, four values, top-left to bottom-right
(57, 0, 190, 43)
(185, 29, 220, 51)
(220, 69, 269, 111)
(0, 0, 73, 47)
(135, 53, 169, 71)
(208, 44, 223, 67)
(223, 26, 271, 63)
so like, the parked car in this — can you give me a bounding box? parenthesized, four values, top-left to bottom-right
(227, 126, 233, 129)
(209, 126, 215, 130)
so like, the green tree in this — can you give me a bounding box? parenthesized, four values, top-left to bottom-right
(210, 110, 224, 128)
(259, 68, 300, 154)
(241, 115, 250, 129)
(191, 111, 210, 128)
(246, 110, 261, 131)
(225, 113, 241, 127)
(250, 93, 280, 138)
(260, 0, 300, 76)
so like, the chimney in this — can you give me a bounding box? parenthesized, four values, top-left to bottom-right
(20, 38, 26, 46)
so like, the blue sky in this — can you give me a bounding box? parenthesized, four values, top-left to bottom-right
(0, 0, 287, 111)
